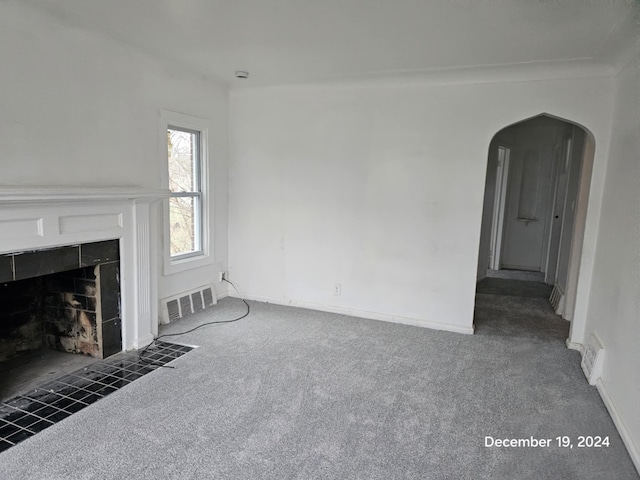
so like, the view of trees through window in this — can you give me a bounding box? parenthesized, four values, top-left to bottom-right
(168, 127, 202, 257)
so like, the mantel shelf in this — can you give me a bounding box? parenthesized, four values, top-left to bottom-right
(0, 186, 170, 204)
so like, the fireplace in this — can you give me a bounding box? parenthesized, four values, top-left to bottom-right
(0, 186, 164, 400)
(0, 186, 166, 355)
(0, 240, 121, 363)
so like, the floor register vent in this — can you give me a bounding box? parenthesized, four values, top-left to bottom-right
(161, 285, 217, 324)
(581, 333, 605, 386)
(549, 285, 565, 315)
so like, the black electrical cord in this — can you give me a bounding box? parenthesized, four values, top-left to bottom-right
(139, 278, 250, 366)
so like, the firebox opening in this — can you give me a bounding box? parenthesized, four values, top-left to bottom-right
(0, 240, 122, 401)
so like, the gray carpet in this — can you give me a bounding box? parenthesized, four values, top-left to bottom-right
(0, 284, 638, 479)
(475, 278, 569, 343)
(476, 277, 553, 298)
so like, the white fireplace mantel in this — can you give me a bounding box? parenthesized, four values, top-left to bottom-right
(0, 185, 169, 204)
(0, 185, 169, 351)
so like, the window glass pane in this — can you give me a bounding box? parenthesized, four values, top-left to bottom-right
(169, 196, 198, 257)
(167, 128, 199, 192)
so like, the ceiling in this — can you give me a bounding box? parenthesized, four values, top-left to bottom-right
(29, 0, 640, 87)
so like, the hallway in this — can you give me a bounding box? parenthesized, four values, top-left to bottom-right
(474, 274, 569, 344)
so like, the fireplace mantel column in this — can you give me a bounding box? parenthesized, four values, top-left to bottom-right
(121, 198, 160, 350)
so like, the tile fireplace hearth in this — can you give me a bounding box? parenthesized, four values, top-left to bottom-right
(0, 341, 194, 453)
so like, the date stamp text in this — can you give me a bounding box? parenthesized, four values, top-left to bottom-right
(484, 435, 610, 449)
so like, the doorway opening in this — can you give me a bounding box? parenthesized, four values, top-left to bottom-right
(475, 114, 595, 339)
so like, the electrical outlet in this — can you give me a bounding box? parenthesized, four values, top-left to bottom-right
(219, 271, 226, 282)
(334, 283, 341, 296)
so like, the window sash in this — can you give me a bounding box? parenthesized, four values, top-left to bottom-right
(169, 193, 203, 259)
(167, 126, 203, 259)
(168, 126, 202, 194)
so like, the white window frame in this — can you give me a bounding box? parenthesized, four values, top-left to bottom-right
(160, 110, 213, 276)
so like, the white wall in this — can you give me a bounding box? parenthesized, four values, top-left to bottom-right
(584, 54, 640, 468)
(0, 3, 229, 305)
(229, 75, 615, 334)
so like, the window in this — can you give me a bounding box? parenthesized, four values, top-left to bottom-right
(160, 110, 212, 275)
(167, 126, 203, 259)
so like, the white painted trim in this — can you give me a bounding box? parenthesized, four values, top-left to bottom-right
(0, 192, 161, 353)
(216, 291, 230, 301)
(136, 334, 156, 350)
(0, 186, 168, 203)
(566, 132, 595, 330)
(159, 110, 215, 276)
(229, 293, 475, 335)
(543, 142, 563, 283)
(489, 146, 510, 270)
(596, 378, 640, 475)
(565, 339, 583, 353)
(232, 58, 616, 91)
(215, 281, 230, 301)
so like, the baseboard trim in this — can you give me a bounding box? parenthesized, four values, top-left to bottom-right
(229, 293, 475, 335)
(565, 339, 583, 353)
(215, 286, 229, 301)
(135, 333, 155, 350)
(595, 378, 640, 475)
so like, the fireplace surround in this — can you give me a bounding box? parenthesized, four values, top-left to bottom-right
(0, 186, 167, 354)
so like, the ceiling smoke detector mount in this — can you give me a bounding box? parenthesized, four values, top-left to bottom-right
(235, 70, 249, 79)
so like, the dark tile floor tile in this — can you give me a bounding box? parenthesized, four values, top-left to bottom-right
(0, 341, 193, 454)
(27, 419, 53, 434)
(10, 414, 43, 430)
(4, 429, 33, 445)
(0, 439, 15, 452)
(45, 411, 72, 423)
(0, 421, 21, 437)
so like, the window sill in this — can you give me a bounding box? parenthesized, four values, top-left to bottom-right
(163, 252, 214, 276)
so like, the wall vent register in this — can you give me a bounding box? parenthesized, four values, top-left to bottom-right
(161, 285, 216, 324)
(581, 333, 605, 386)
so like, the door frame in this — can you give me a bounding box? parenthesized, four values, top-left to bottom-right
(477, 113, 596, 351)
(489, 145, 510, 270)
(544, 135, 573, 284)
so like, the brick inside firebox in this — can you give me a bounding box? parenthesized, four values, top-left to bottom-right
(43, 266, 101, 358)
(0, 240, 122, 362)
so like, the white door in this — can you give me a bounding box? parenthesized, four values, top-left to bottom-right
(500, 145, 553, 271)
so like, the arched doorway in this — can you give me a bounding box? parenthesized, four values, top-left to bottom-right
(476, 114, 595, 341)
